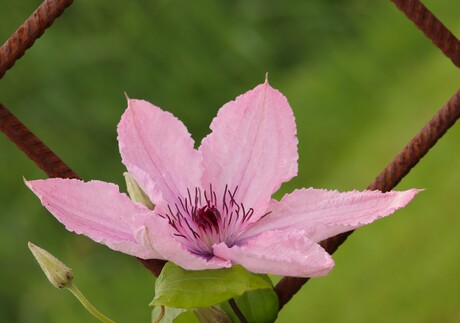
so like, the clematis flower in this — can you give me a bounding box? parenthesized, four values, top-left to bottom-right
(26, 80, 420, 277)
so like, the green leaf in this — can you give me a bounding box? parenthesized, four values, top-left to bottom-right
(150, 262, 272, 309)
(151, 305, 231, 323)
(174, 311, 200, 323)
(220, 275, 279, 323)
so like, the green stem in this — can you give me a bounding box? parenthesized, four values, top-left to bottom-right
(67, 282, 116, 323)
(228, 298, 248, 323)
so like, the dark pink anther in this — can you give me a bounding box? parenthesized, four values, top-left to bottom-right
(194, 206, 221, 231)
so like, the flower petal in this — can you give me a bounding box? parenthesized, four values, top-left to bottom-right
(241, 188, 421, 242)
(26, 178, 160, 259)
(132, 207, 231, 270)
(213, 230, 334, 277)
(118, 99, 202, 206)
(199, 81, 298, 219)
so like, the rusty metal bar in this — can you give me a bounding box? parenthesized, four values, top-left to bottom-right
(391, 0, 460, 68)
(367, 92, 460, 192)
(0, 102, 166, 276)
(275, 0, 460, 309)
(0, 102, 78, 178)
(1, 0, 459, 311)
(0, 0, 74, 79)
(275, 88, 460, 309)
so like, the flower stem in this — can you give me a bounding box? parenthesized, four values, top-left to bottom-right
(67, 282, 116, 323)
(228, 298, 248, 323)
(153, 306, 165, 323)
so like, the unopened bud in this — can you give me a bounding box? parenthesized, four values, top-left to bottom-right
(123, 172, 154, 210)
(28, 242, 73, 289)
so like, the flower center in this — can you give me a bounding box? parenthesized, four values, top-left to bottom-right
(158, 185, 256, 257)
(194, 206, 221, 232)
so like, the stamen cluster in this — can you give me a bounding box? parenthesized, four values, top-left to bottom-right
(159, 185, 256, 257)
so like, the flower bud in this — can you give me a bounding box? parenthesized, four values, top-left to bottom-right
(123, 172, 154, 210)
(28, 242, 73, 289)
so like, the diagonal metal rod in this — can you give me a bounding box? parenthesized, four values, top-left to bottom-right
(391, 0, 460, 68)
(0, 102, 166, 276)
(1, 0, 460, 311)
(1, 0, 165, 277)
(275, 88, 460, 309)
(275, 0, 460, 309)
(0, 103, 78, 179)
(0, 0, 74, 79)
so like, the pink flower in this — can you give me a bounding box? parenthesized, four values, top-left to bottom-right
(26, 81, 419, 277)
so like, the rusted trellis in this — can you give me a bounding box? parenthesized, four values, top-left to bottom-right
(0, 0, 459, 313)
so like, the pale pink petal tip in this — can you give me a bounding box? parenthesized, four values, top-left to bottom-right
(25, 178, 156, 259)
(117, 98, 202, 207)
(199, 81, 298, 220)
(241, 188, 422, 243)
(214, 230, 334, 277)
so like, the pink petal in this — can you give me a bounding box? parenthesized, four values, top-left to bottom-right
(118, 99, 202, 206)
(241, 188, 421, 242)
(213, 230, 334, 277)
(132, 206, 231, 270)
(26, 178, 160, 259)
(199, 81, 298, 220)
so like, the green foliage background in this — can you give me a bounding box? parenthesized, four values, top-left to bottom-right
(1, 1, 459, 322)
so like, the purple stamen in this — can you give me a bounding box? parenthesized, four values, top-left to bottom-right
(164, 184, 255, 255)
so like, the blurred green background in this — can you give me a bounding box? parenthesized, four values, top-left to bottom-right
(1, 0, 460, 322)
